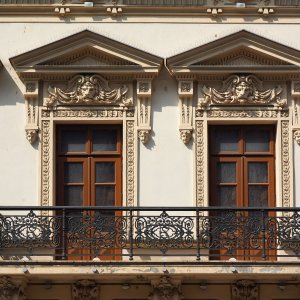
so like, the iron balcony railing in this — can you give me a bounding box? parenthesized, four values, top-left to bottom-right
(0, 206, 299, 260)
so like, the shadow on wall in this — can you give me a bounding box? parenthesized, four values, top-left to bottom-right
(0, 66, 23, 106)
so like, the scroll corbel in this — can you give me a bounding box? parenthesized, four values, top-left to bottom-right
(137, 81, 152, 144)
(24, 82, 39, 144)
(178, 81, 193, 144)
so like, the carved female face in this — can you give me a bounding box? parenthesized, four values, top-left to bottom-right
(79, 81, 97, 99)
(234, 81, 251, 100)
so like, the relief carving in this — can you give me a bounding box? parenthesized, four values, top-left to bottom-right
(151, 276, 181, 300)
(25, 129, 38, 144)
(0, 276, 26, 300)
(46, 75, 131, 107)
(195, 121, 204, 207)
(232, 280, 258, 300)
(294, 130, 300, 146)
(72, 280, 99, 300)
(199, 75, 284, 109)
(180, 129, 192, 144)
(138, 129, 150, 144)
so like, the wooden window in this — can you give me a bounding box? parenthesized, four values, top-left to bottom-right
(56, 125, 122, 259)
(209, 125, 275, 260)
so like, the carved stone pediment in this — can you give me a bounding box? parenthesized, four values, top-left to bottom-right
(39, 46, 139, 67)
(10, 30, 162, 81)
(45, 74, 132, 107)
(192, 47, 291, 66)
(167, 30, 300, 77)
(198, 74, 285, 109)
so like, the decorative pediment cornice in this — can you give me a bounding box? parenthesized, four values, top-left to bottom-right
(10, 30, 162, 81)
(167, 30, 300, 78)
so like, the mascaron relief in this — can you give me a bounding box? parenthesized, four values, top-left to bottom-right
(199, 75, 285, 109)
(46, 74, 131, 107)
(294, 130, 300, 146)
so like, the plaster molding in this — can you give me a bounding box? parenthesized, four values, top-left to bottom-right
(0, 276, 26, 300)
(291, 81, 300, 126)
(72, 280, 99, 300)
(24, 81, 39, 144)
(150, 276, 181, 300)
(195, 120, 205, 207)
(198, 75, 285, 110)
(232, 280, 258, 300)
(46, 74, 131, 107)
(281, 120, 292, 208)
(178, 81, 193, 144)
(137, 80, 152, 144)
(205, 109, 278, 118)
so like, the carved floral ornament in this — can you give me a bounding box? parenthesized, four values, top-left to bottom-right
(151, 276, 181, 300)
(45, 74, 131, 107)
(231, 280, 258, 300)
(198, 75, 285, 109)
(72, 279, 99, 300)
(0, 276, 26, 300)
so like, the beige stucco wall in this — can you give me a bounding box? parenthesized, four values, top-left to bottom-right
(0, 23, 300, 206)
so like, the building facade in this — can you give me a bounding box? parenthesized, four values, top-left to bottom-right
(0, 1, 300, 299)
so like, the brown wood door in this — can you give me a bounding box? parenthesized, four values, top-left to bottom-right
(56, 125, 122, 260)
(209, 125, 276, 260)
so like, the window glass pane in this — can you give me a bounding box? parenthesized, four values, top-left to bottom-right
(212, 127, 239, 153)
(248, 186, 268, 207)
(64, 163, 83, 183)
(61, 130, 87, 153)
(96, 186, 115, 206)
(217, 186, 236, 207)
(217, 162, 236, 183)
(245, 129, 270, 152)
(64, 186, 83, 206)
(248, 162, 268, 183)
(92, 130, 117, 152)
(95, 162, 115, 183)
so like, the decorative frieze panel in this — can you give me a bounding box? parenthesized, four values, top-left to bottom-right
(232, 280, 258, 300)
(72, 280, 99, 300)
(195, 121, 204, 207)
(198, 75, 285, 110)
(178, 81, 193, 144)
(46, 74, 132, 107)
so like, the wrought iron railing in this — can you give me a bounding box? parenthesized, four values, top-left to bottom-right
(0, 206, 299, 260)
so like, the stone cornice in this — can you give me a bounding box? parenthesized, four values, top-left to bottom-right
(3, 2, 300, 19)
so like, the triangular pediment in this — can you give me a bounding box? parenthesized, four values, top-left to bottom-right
(167, 30, 300, 75)
(10, 30, 162, 79)
(38, 46, 139, 67)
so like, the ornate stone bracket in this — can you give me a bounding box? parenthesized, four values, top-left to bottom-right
(0, 276, 27, 300)
(24, 81, 39, 144)
(45, 74, 132, 107)
(231, 280, 258, 300)
(150, 276, 181, 300)
(178, 81, 193, 144)
(137, 80, 152, 144)
(291, 81, 300, 146)
(72, 279, 99, 300)
(198, 75, 285, 110)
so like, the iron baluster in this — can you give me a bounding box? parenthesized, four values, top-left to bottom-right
(129, 209, 134, 260)
(196, 209, 200, 260)
(261, 209, 266, 260)
(62, 208, 67, 260)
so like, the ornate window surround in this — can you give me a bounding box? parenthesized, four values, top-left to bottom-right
(167, 30, 300, 208)
(10, 30, 162, 207)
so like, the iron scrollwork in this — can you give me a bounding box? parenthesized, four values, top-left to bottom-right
(135, 211, 194, 253)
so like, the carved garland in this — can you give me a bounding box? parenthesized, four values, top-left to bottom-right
(195, 120, 205, 207)
(281, 120, 291, 208)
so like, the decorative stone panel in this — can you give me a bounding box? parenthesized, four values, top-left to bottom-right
(232, 280, 258, 300)
(150, 276, 181, 300)
(72, 280, 99, 300)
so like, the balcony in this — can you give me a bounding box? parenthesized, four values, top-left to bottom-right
(0, 206, 299, 261)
